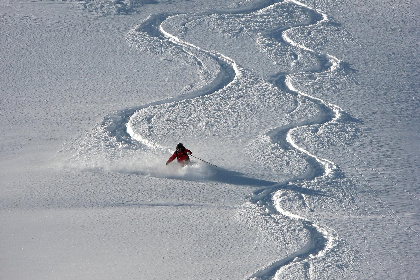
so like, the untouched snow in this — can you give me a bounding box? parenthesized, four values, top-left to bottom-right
(1, 0, 419, 279)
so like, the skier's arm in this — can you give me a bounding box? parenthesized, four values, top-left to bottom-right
(166, 153, 177, 165)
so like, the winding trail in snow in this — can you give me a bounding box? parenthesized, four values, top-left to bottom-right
(247, 1, 346, 279)
(99, 0, 347, 278)
(102, 13, 238, 151)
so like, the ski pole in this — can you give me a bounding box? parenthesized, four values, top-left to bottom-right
(190, 155, 218, 168)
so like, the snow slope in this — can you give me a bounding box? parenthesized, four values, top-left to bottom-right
(1, 0, 419, 279)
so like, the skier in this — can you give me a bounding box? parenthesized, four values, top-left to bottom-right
(166, 143, 192, 166)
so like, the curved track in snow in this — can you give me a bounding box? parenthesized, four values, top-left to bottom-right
(247, 1, 345, 278)
(100, 13, 237, 151)
(92, 0, 350, 278)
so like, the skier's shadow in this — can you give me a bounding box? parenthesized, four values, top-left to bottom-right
(207, 167, 274, 187)
(160, 165, 274, 187)
(206, 167, 328, 197)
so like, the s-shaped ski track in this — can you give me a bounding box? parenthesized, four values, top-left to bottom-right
(248, 1, 347, 279)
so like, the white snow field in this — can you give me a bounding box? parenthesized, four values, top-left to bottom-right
(1, 0, 419, 279)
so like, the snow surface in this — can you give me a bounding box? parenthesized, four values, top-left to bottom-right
(1, 0, 419, 279)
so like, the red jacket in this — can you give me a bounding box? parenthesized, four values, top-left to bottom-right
(166, 149, 192, 165)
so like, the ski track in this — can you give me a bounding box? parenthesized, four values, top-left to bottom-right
(101, 13, 237, 153)
(94, 0, 349, 278)
(247, 1, 343, 278)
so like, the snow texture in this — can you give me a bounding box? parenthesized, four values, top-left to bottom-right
(1, 0, 419, 279)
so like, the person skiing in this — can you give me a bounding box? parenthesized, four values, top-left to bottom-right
(166, 143, 192, 166)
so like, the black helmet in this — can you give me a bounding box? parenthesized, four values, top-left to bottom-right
(176, 143, 184, 150)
